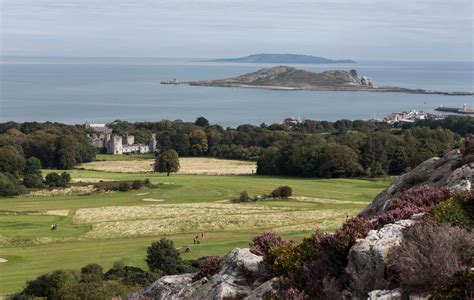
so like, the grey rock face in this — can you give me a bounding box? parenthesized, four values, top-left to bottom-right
(363, 149, 472, 215)
(368, 288, 402, 300)
(347, 220, 415, 295)
(135, 248, 279, 300)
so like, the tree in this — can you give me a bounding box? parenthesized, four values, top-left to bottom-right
(189, 129, 208, 155)
(23, 157, 44, 188)
(0, 172, 25, 196)
(154, 150, 180, 176)
(25, 157, 42, 175)
(56, 136, 78, 169)
(146, 238, 182, 275)
(195, 116, 209, 127)
(0, 145, 26, 176)
(80, 264, 103, 283)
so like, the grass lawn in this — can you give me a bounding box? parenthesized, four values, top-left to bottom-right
(0, 163, 390, 296)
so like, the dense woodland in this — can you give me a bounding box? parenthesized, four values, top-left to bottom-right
(0, 116, 471, 189)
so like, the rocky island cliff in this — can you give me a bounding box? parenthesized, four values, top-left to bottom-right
(162, 66, 474, 96)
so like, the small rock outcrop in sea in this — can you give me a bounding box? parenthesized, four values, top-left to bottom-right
(346, 219, 415, 295)
(134, 248, 279, 300)
(363, 136, 474, 215)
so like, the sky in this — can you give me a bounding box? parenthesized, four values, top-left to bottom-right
(1, 0, 473, 61)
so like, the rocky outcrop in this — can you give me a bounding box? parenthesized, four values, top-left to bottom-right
(363, 146, 473, 215)
(347, 220, 415, 295)
(134, 248, 279, 300)
(368, 288, 401, 300)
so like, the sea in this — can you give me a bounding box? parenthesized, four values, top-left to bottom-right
(1, 56, 473, 127)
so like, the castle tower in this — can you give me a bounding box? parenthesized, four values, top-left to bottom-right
(108, 135, 123, 154)
(149, 133, 157, 152)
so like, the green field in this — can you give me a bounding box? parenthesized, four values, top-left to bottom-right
(0, 165, 389, 295)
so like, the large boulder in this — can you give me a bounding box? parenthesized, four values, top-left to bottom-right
(363, 149, 472, 215)
(134, 248, 279, 300)
(346, 219, 415, 296)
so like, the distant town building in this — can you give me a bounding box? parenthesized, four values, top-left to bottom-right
(383, 109, 429, 124)
(84, 121, 157, 155)
(283, 117, 305, 127)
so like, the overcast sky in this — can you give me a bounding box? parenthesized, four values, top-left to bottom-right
(1, 0, 473, 61)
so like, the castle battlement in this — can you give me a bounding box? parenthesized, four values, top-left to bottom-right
(85, 122, 156, 155)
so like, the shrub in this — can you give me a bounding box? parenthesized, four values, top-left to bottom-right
(120, 266, 159, 287)
(430, 271, 474, 300)
(45, 172, 71, 188)
(388, 184, 449, 210)
(431, 194, 472, 227)
(249, 232, 289, 257)
(462, 190, 474, 220)
(19, 270, 79, 299)
(80, 263, 103, 283)
(387, 221, 474, 294)
(23, 173, 44, 188)
(146, 238, 183, 275)
(118, 182, 130, 192)
(239, 190, 251, 202)
(270, 186, 293, 199)
(272, 244, 304, 275)
(132, 180, 143, 190)
(192, 256, 221, 281)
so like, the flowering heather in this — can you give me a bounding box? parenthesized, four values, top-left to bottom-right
(249, 232, 289, 257)
(388, 185, 449, 211)
(376, 204, 425, 227)
(192, 256, 221, 282)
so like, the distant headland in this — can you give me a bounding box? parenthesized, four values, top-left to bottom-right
(162, 65, 474, 96)
(201, 53, 356, 64)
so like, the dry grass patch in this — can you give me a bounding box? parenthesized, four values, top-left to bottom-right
(73, 203, 358, 238)
(79, 157, 256, 175)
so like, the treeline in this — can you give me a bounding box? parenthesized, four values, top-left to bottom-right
(0, 122, 96, 170)
(108, 117, 465, 177)
(257, 127, 461, 177)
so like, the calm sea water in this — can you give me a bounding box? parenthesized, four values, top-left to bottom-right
(1, 56, 473, 127)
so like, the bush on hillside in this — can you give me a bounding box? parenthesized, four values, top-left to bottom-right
(250, 232, 289, 257)
(192, 256, 222, 282)
(375, 204, 424, 227)
(430, 194, 472, 227)
(430, 271, 474, 300)
(388, 185, 449, 211)
(146, 238, 183, 275)
(387, 221, 474, 294)
(80, 263, 103, 283)
(18, 270, 79, 299)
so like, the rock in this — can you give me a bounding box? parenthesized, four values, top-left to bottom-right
(363, 149, 472, 215)
(360, 76, 373, 87)
(368, 288, 401, 300)
(347, 220, 415, 295)
(135, 248, 279, 300)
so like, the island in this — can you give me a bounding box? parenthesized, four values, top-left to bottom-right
(202, 53, 355, 64)
(161, 65, 474, 96)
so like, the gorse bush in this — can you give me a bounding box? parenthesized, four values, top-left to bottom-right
(387, 221, 474, 294)
(431, 194, 472, 227)
(192, 256, 222, 282)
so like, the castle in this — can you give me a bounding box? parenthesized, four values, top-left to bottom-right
(84, 121, 157, 155)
